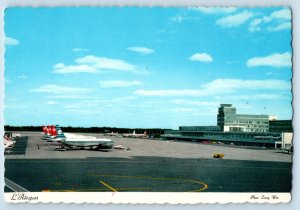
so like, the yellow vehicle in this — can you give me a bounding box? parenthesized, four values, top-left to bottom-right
(213, 153, 225, 159)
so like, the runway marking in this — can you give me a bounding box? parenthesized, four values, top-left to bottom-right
(99, 180, 118, 192)
(90, 174, 208, 192)
(187, 179, 208, 192)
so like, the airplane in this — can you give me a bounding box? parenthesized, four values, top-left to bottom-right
(104, 132, 118, 137)
(42, 125, 96, 142)
(42, 125, 61, 142)
(41, 125, 114, 150)
(58, 136, 114, 151)
(4, 134, 15, 149)
(122, 130, 148, 138)
(4, 140, 14, 149)
(58, 132, 114, 151)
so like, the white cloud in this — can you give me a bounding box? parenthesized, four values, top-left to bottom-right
(72, 48, 89, 52)
(53, 63, 98, 74)
(189, 53, 213, 62)
(247, 52, 292, 68)
(250, 18, 262, 26)
(75, 56, 100, 64)
(135, 79, 290, 97)
(248, 9, 291, 33)
(171, 108, 198, 112)
(135, 89, 201, 97)
(262, 16, 272, 23)
(48, 95, 94, 99)
(53, 55, 143, 75)
(99, 80, 143, 88)
(63, 104, 82, 109)
(266, 72, 279, 76)
(218, 94, 285, 103)
(214, 94, 289, 101)
(62, 107, 103, 115)
(76, 55, 136, 71)
(47, 101, 58, 105)
(53, 63, 65, 68)
(268, 22, 291, 31)
(192, 7, 237, 14)
(248, 18, 263, 32)
(127, 47, 154, 55)
(172, 99, 220, 106)
(270, 8, 291, 20)
(171, 15, 184, 23)
(4, 104, 27, 110)
(30, 84, 93, 95)
(5, 37, 19, 46)
(202, 79, 290, 92)
(62, 97, 137, 111)
(216, 11, 253, 27)
(17, 75, 27, 79)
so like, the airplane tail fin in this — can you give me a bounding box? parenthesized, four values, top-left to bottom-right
(56, 125, 64, 134)
(46, 126, 52, 135)
(4, 134, 12, 141)
(54, 125, 66, 141)
(42, 125, 65, 142)
(42, 126, 48, 134)
(50, 125, 57, 136)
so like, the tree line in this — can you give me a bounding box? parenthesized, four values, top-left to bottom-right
(4, 125, 166, 137)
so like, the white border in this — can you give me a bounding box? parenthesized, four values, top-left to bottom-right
(0, 0, 299, 209)
(4, 193, 292, 204)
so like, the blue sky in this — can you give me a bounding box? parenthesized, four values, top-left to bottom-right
(4, 7, 292, 128)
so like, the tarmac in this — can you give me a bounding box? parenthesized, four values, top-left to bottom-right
(4, 132, 292, 192)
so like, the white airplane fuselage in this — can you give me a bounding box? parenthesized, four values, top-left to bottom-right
(123, 131, 148, 138)
(41, 126, 114, 150)
(105, 132, 118, 136)
(62, 138, 114, 149)
(4, 139, 14, 149)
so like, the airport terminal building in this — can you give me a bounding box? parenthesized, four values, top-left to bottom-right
(217, 104, 269, 132)
(162, 104, 293, 148)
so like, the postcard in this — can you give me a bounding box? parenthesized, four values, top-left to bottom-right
(3, 6, 293, 204)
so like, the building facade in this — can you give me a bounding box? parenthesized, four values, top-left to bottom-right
(217, 104, 269, 132)
(269, 120, 293, 133)
(163, 129, 281, 147)
(179, 126, 221, 132)
(162, 104, 292, 148)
